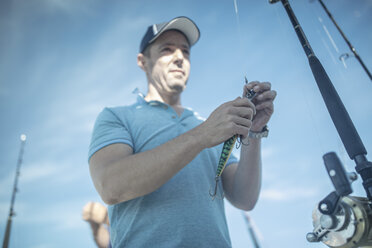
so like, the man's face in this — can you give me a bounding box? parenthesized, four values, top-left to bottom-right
(142, 30, 191, 95)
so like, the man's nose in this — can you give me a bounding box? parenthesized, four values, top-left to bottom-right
(173, 49, 184, 65)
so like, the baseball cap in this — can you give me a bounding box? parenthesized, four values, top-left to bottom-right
(139, 16, 200, 53)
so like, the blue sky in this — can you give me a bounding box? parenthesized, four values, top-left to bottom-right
(0, 0, 371, 247)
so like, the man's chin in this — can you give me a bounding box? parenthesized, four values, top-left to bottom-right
(170, 85, 185, 94)
(169, 80, 187, 91)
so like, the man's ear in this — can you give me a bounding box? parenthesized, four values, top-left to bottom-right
(137, 53, 146, 71)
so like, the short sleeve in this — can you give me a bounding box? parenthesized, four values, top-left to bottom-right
(88, 107, 133, 161)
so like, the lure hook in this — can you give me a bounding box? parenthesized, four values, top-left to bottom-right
(236, 135, 242, 149)
(209, 177, 224, 200)
(236, 136, 250, 149)
(209, 180, 218, 200)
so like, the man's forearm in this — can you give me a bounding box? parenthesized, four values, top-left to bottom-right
(91, 125, 207, 205)
(232, 138, 262, 210)
(89, 222, 110, 248)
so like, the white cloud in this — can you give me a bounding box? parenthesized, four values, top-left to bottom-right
(262, 146, 275, 159)
(20, 162, 60, 183)
(260, 187, 318, 202)
(0, 175, 13, 197)
(14, 159, 86, 186)
(15, 199, 89, 231)
(0, 202, 11, 215)
(30, 244, 57, 248)
(35, 0, 97, 16)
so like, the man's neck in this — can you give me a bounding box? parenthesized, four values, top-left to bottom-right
(145, 88, 184, 116)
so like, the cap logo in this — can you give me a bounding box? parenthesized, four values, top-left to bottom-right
(152, 24, 158, 34)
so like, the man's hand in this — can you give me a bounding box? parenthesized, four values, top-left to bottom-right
(243, 81, 276, 132)
(199, 97, 256, 148)
(82, 202, 108, 224)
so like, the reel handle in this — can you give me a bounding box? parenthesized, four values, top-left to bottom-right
(318, 191, 340, 215)
(323, 152, 353, 197)
(318, 152, 353, 215)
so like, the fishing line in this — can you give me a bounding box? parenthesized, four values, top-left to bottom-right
(308, 2, 340, 65)
(228, 2, 266, 245)
(310, 1, 350, 89)
(309, 1, 352, 76)
(232, 0, 247, 74)
(232, 0, 241, 42)
(233, 0, 239, 18)
(231, 0, 248, 153)
(318, 17, 340, 53)
(317, 0, 372, 81)
(317, 15, 350, 69)
(319, 35, 338, 65)
(209, 1, 248, 201)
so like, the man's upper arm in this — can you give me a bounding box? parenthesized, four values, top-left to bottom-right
(89, 143, 133, 177)
(89, 143, 133, 203)
(90, 143, 133, 169)
(88, 107, 134, 161)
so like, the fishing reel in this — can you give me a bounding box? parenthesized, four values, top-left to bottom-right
(307, 152, 372, 248)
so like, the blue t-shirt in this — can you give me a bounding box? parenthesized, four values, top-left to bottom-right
(89, 96, 238, 247)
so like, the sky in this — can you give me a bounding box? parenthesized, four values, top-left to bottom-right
(0, 0, 371, 247)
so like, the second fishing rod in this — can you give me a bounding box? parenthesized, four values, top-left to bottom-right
(269, 0, 372, 201)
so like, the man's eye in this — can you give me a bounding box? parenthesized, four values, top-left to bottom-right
(162, 47, 172, 52)
(183, 50, 190, 55)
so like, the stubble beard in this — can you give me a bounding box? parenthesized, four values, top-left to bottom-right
(169, 77, 187, 94)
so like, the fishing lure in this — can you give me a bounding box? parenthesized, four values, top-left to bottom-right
(209, 77, 256, 200)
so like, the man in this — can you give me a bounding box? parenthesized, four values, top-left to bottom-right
(88, 16, 276, 247)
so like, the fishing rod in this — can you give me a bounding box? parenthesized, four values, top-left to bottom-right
(316, 0, 372, 81)
(269, 0, 372, 247)
(2, 134, 27, 248)
(242, 212, 261, 248)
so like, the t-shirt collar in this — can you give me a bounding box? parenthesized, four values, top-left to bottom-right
(134, 88, 165, 107)
(133, 88, 193, 118)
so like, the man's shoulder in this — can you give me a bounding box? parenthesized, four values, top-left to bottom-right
(95, 102, 140, 124)
(103, 101, 141, 115)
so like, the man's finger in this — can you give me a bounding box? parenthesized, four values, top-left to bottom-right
(229, 107, 255, 120)
(243, 81, 260, 91)
(233, 96, 255, 106)
(233, 116, 253, 129)
(252, 82, 271, 92)
(256, 90, 277, 102)
(255, 101, 274, 111)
